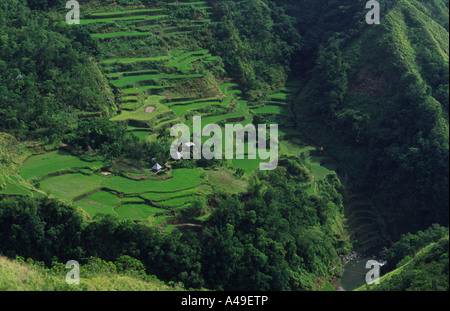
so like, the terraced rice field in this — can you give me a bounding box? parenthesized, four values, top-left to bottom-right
(17, 150, 208, 228)
(9, 2, 341, 230)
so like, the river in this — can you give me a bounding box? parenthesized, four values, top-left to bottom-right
(333, 254, 386, 291)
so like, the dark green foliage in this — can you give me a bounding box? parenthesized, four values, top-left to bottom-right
(281, 0, 449, 237)
(381, 224, 449, 272)
(0, 0, 114, 143)
(364, 234, 449, 291)
(201, 0, 303, 98)
(63, 118, 166, 164)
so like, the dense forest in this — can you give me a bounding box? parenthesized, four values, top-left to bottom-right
(359, 224, 449, 291)
(275, 0, 449, 237)
(0, 0, 448, 291)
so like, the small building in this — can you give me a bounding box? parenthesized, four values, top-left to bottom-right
(15, 74, 23, 80)
(152, 163, 162, 171)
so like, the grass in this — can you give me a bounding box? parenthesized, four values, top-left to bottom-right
(206, 170, 247, 195)
(0, 180, 33, 196)
(102, 168, 204, 194)
(140, 188, 199, 201)
(116, 204, 166, 221)
(20, 150, 103, 181)
(76, 191, 120, 218)
(39, 173, 106, 201)
(0, 256, 179, 291)
(154, 215, 173, 225)
(232, 158, 266, 175)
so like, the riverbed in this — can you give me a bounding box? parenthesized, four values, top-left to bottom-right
(333, 254, 385, 291)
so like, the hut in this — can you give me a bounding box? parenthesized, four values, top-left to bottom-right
(152, 163, 162, 171)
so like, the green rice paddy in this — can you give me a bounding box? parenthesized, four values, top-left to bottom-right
(9, 2, 339, 231)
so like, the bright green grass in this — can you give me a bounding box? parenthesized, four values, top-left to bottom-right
(39, 173, 106, 200)
(128, 131, 151, 140)
(76, 191, 120, 218)
(0, 181, 32, 196)
(140, 188, 198, 201)
(121, 95, 138, 101)
(102, 168, 204, 194)
(122, 102, 141, 110)
(232, 158, 265, 175)
(20, 150, 103, 181)
(116, 204, 166, 221)
(220, 83, 239, 93)
(168, 50, 209, 67)
(178, 55, 210, 71)
(121, 85, 169, 95)
(269, 93, 289, 101)
(154, 215, 173, 225)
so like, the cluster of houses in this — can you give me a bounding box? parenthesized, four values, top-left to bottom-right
(151, 142, 196, 172)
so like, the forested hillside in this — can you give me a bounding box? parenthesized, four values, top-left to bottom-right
(273, 0, 449, 238)
(358, 224, 449, 291)
(0, 0, 448, 291)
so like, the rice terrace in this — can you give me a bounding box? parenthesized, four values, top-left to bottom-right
(0, 0, 448, 294)
(2, 0, 340, 233)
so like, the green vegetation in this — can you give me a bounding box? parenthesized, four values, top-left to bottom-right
(357, 225, 449, 291)
(0, 156, 349, 290)
(284, 0, 449, 239)
(0, 255, 183, 291)
(1, 0, 448, 292)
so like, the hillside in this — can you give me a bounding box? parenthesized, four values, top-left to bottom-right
(281, 0, 449, 241)
(0, 255, 182, 291)
(357, 234, 449, 291)
(0, 0, 448, 292)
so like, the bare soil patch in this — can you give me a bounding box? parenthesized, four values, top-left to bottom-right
(144, 106, 156, 113)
